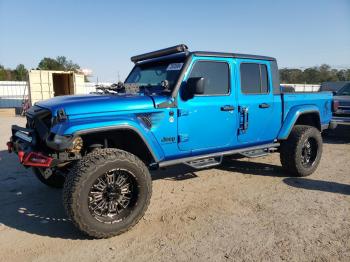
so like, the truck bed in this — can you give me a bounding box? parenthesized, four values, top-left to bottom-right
(281, 91, 333, 127)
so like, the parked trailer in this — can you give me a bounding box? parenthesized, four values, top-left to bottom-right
(0, 80, 113, 109)
(28, 70, 85, 105)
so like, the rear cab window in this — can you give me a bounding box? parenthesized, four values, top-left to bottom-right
(240, 63, 269, 94)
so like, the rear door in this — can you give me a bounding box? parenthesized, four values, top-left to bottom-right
(236, 60, 277, 144)
(177, 57, 237, 152)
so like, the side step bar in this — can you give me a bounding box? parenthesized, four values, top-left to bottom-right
(241, 149, 268, 158)
(241, 147, 279, 158)
(185, 156, 223, 169)
(159, 143, 280, 168)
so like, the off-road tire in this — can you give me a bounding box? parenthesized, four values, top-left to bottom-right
(63, 148, 152, 238)
(280, 125, 322, 177)
(32, 167, 65, 188)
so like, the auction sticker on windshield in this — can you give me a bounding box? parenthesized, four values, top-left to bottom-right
(167, 63, 183, 71)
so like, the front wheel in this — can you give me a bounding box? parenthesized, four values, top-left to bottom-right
(63, 148, 152, 238)
(280, 125, 323, 177)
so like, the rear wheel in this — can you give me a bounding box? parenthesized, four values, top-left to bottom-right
(280, 125, 322, 177)
(63, 148, 152, 238)
(32, 167, 65, 188)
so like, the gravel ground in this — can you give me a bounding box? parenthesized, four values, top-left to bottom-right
(0, 116, 349, 262)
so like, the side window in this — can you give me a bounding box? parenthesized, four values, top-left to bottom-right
(240, 63, 269, 94)
(188, 61, 229, 95)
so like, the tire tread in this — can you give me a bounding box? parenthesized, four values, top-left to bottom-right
(63, 148, 152, 238)
(280, 125, 322, 177)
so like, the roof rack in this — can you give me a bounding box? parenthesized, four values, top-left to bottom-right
(130, 44, 276, 64)
(131, 44, 188, 63)
(191, 51, 276, 61)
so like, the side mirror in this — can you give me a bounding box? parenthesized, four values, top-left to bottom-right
(187, 77, 205, 95)
(332, 91, 337, 96)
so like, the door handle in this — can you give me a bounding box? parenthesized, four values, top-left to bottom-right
(239, 106, 249, 133)
(259, 103, 270, 109)
(221, 105, 235, 111)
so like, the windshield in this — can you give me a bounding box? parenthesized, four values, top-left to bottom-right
(337, 84, 350, 96)
(125, 61, 184, 93)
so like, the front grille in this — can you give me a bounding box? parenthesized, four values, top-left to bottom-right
(334, 113, 350, 117)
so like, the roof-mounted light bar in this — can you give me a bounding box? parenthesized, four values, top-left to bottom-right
(131, 44, 189, 63)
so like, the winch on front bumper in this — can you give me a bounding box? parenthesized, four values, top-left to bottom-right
(7, 125, 54, 168)
(7, 106, 82, 168)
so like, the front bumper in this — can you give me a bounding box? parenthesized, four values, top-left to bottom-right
(8, 124, 81, 168)
(332, 116, 350, 126)
(8, 125, 54, 168)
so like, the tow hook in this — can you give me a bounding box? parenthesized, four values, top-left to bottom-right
(18, 151, 53, 167)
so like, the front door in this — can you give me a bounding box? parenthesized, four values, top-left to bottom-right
(177, 58, 237, 153)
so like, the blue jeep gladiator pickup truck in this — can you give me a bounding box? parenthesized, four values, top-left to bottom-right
(8, 44, 335, 238)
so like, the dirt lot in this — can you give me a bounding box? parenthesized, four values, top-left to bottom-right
(0, 116, 349, 262)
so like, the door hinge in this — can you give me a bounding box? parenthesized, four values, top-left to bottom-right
(177, 109, 189, 117)
(178, 134, 189, 143)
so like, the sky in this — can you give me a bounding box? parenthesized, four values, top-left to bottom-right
(0, 0, 349, 82)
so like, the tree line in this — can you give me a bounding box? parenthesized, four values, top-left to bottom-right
(0, 64, 28, 81)
(0, 56, 82, 81)
(280, 64, 350, 84)
(1, 59, 350, 84)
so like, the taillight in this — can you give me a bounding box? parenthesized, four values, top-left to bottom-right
(332, 100, 339, 112)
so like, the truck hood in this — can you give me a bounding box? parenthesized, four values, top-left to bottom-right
(35, 94, 156, 116)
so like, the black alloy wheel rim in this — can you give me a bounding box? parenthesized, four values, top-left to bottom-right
(88, 168, 138, 224)
(301, 137, 318, 168)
